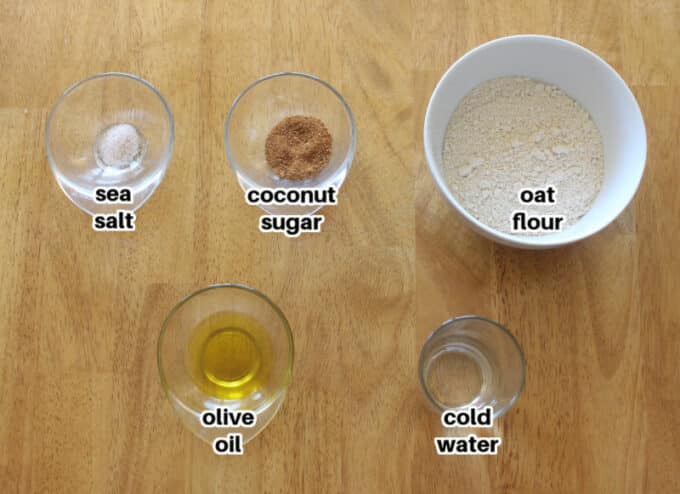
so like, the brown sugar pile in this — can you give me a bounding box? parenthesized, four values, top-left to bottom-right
(264, 115, 332, 181)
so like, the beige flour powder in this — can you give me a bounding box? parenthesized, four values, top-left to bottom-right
(442, 77, 604, 235)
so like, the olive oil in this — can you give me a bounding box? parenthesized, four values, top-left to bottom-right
(186, 311, 272, 400)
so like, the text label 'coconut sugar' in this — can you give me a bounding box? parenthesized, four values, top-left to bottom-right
(246, 186, 338, 237)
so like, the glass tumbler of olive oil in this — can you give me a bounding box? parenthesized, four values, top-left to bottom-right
(158, 284, 294, 444)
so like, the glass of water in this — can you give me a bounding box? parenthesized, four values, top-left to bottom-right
(419, 316, 526, 419)
(46, 72, 174, 215)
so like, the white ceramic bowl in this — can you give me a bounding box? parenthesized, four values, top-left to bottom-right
(423, 35, 646, 249)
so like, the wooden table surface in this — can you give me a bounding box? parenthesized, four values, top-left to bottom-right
(1, 1, 678, 492)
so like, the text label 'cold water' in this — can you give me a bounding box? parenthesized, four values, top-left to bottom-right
(434, 407, 502, 455)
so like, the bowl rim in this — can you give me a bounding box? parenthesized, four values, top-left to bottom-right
(223, 71, 357, 193)
(423, 34, 647, 248)
(45, 72, 175, 215)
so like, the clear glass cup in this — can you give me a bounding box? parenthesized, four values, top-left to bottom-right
(419, 316, 526, 419)
(46, 72, 174, 215)
(224, 72, 356, 215)
(157, 284, 294, 444)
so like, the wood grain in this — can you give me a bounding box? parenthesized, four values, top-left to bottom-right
(0, 1, 677, 493)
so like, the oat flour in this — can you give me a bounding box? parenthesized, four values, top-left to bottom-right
(442, 77, 604, 235)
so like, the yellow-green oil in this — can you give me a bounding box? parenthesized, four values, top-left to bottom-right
(186, 311, 271, 400)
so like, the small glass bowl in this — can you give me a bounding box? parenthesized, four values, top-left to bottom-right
(157, 284, 294, 445)
(419, 316, 526, 419)
(46, 72, 174, 215)
(224, 72, 356, 215)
